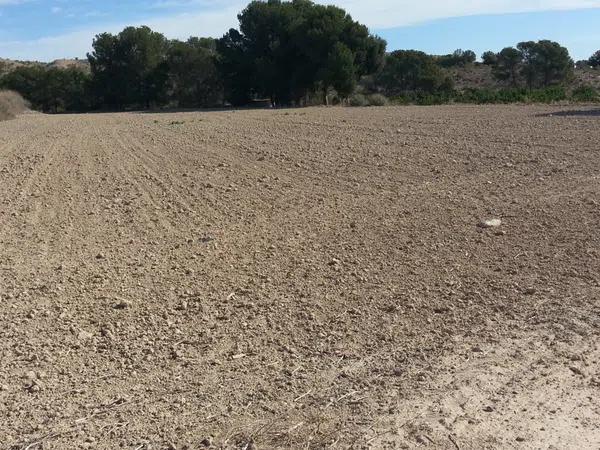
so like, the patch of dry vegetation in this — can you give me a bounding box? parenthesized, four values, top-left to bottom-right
(0, 90, 28, 121)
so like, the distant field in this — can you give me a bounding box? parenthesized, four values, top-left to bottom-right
(0, 106, 598, 449)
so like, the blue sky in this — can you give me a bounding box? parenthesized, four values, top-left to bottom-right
(378, 9, 600, 62)
(0, 1, 599, 61)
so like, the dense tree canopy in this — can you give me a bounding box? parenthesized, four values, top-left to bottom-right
(376, 50, 452, 95)
(481, 51, 498, 66)
(492, 47, 523, 87)
(167, 38, 221, 107)
(436, 49, 476, 68)
(489, 40, 573, 88)
(88, 26, 170, 108)
(588, 50, 600, 68)
(0, 65, 90, 112)
(217, 0, 385, 105)
(518, 40, 573, 88)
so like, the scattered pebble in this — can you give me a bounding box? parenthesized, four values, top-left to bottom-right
(114, 300, 131, 309)
(478, 219, 502, 228)
(569, 366, 585, 376)
(78, 330, 94, 340)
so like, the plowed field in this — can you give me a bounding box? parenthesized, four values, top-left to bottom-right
(1, 105, 599, 449)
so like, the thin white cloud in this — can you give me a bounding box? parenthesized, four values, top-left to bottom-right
(1, 0, 600, 61)
(0, 5, 242, 61)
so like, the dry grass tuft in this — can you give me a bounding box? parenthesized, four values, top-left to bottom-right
(0, 90, 28, 121)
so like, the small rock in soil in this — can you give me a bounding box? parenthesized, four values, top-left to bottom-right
(478, 219, 502, 228)
(78, 330, 94, 340)
(415, 435, 429, 445)
(114, 300, 131, 309)
(569, 366, 585, 376)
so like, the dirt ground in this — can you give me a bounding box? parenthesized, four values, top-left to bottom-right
(0, 105, 598, 449)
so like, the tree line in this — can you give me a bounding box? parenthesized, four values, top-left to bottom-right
(0, 0, 596, 112)
(482, 41, 574, 88)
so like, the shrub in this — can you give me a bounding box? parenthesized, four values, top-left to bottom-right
(349, 93, 369, 107)
(388, 87, 572, 106)
(526, 86, 565, 103)
(0, 90, 28, 121)
(367, 94, 389, 106)
(571, 85, 599, 102)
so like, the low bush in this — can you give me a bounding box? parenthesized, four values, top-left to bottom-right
(390, 91, 452, 105)
(349, 93, 369, 107)
(348, 93, 390, 107)
(528, 86, 567, 103)
(388, 86, 574, 106)
(367, 94, 389, 106)
(0, 90, 28, 121)
(571, 85, 599, 102)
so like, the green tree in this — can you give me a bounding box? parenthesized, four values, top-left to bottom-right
(0, 66, 46, 109)
(216, 28, 255, 106)
(0, 65, 90, 112)
(88, 26, 169, 109)
(588, 50, 600, 68)
(517, 40, 573, 88)
(437, 49, 476, 67)
(322, 42, 356, 103)
(481, 51, 498, 66)
(217, 0, 385, 106)
(377, 50, 452, 95)
(46, 67, 91, 112)
(166, 38, 221, 107)
(492, 47, 523, 87)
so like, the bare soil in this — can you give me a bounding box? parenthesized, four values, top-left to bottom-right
(0, 105, 598, 449)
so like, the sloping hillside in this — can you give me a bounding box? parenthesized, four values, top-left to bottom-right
(0, 57, 89, 75)
(450, 63, 600, 90)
